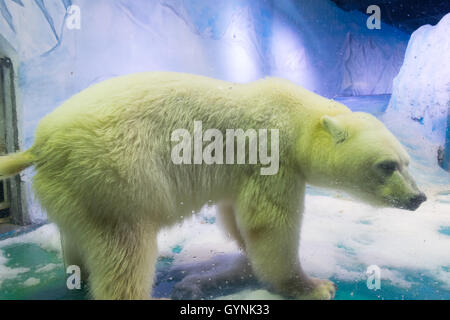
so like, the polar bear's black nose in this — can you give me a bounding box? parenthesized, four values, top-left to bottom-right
(407, 192, 427, 210)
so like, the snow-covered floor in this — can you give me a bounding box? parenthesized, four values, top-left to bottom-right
(1, 188, 449, 300)
(0, 95, 449, 300)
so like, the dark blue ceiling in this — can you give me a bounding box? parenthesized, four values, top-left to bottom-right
(331, 0, 450, 33)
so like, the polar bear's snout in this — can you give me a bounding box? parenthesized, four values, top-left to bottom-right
(388, 166, 427, 211)
(405, 192, 427, 211)
(375, 168, 427, 211)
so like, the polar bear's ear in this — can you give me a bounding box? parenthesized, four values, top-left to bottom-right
(320, 115, 348, 144)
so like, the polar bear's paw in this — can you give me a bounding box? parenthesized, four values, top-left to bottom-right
(299, 278, 336, 300)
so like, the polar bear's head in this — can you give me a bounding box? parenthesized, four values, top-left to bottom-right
(316, 112, 426, 211)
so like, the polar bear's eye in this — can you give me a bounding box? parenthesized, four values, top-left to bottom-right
(376, 160, 397, 175)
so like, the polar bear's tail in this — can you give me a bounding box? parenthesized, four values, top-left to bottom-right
(0, 150, 34, 179)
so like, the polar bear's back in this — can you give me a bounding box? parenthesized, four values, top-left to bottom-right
(33, 72, 348, 145)
(34, 72, 234, 136)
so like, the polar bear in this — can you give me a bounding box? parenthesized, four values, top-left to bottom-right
(0, 72, 426, 300)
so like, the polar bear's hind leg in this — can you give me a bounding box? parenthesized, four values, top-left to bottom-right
(84, 222, 158, 300)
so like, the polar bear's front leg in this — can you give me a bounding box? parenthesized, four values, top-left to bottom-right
(235, 182, 336, 300)
(239, 216, 335, 299)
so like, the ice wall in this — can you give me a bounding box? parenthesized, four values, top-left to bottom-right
(444, 112, 450, 170)
(0, 0, 409, 221)
(386, 13, 450, 151)
(271, 0, 408, 96)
